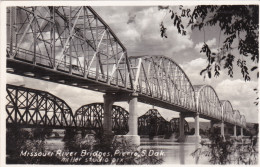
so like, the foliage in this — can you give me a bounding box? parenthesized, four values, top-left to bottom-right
(62, 131, 164, 165)
(7, 127, 163, 165)
(191, 128, 258, 164)
(6, 127, 59, 164)
(160, 5, 259, 81)
(235, 136, 258, 164)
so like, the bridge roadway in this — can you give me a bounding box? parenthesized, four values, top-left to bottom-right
(6, 6, 246, 144)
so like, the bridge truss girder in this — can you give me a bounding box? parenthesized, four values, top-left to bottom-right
(221, 100, 234, 125)
(240, 115, 246, 128)
(129, 56, 196, 112)
(6, 84, 76, 128)
(170, 118, 190, 133)
(7, 6, 133, 90)
(195, 85, 222, 121)
(74, 103, 129, 135)
(138, 109, 172, 136)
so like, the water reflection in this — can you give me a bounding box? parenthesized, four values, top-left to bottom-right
(45, 137, 210, 164)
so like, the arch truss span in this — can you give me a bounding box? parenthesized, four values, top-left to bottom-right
(7, 6, 133, 89)
(194, 85, 222, 120)
(138, 109, 171, 136)
(129, 55, 196, 111)
(233, 110, 242, 126)
(240, 115, 246, 128)
(74, 103, 129, 135)
(170, 118, 189, 133)
(221, 100, 234, 124)
(6, 84, 76, 128)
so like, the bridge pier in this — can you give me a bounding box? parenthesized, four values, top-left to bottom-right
(179, 113, 201, 143)
(178, 113, 185, 142)
(104, 92, 140, 146)
(210, 121, 215, 133)
(194, 113, 200, 138)
(221, 121, 225, 138)
(103, 93, 115, 135)
(187, 113, 201, 143)
(125, 93, 140, 146)
(240, 127, 243, 137)
(233, 125, 237, 137)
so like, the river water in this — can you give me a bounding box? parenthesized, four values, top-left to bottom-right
(45, 137, 210, 164)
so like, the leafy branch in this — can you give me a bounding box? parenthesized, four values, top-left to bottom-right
(160, 5, 259, 81)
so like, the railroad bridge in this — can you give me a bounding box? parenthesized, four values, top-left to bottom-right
(6, 6, 247, 144)
(6, 84, 188, 136)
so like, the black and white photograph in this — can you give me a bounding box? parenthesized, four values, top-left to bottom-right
(1, 2, 259, 165)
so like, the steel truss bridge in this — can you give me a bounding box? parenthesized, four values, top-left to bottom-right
(6, 84, 187, 136)
(6, 84, 129, 133)
(138, 109, 189, 136)
(6, 6, 246, 133)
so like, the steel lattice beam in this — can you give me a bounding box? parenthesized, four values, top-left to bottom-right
(6, 84, 76, 128)
(194, 85, 222, 120)
(7, 6, 133, 92)
(138, 109, 172, 136)
(170, 118, 189, 133)
(221, 100, 234, 124)
(74, 103, 129, 134)
(129, 56, 196, 112)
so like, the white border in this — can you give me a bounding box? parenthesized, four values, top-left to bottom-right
(0, 1, 259, 167)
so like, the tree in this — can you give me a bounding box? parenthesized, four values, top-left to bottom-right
(160, 5, 259, 81)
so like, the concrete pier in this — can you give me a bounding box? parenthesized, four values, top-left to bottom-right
(103, 93, 114, 135)
(125, 93, 140, 146)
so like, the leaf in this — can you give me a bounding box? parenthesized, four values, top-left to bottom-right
(208, 71, 212, 78)
(174, 16, 178, 26)
(251, 66, 258, 71)
(200, 69, 207, 75)
(171, 12, 174, 19)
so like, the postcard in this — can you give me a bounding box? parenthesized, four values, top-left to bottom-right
(0, 1, 259, 166)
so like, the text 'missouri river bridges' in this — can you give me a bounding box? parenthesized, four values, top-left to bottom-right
(6, 6, 246, 144)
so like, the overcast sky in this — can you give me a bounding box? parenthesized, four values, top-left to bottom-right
(7, 6, 258, 123)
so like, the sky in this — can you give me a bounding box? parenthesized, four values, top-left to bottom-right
(6, 6, 259, 123)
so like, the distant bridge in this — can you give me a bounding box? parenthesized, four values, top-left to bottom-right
(6, 6, 246, 142)
(6, 84, 129, 133)
(138, 109, 189, 136)
(6, 84, 187, 136)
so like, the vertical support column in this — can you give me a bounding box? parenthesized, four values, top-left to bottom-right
(83, 7, 86, 77)
(51, 6, 56, 68)
(221, 121, 225, 137)
(234, 125, 237, 137)
(126, 93, 140, 146)
(241, 127, 243, 137)
(178, 113, 185, 142)
(194, 113, 201, 143)
(9, 7, 14, 55)
(194, 113, 200, 136)
(210, 121, 214, 133)
(103, 94, 114, 135)
(33, 7, 37, 65)
(69, 7, 72, 74)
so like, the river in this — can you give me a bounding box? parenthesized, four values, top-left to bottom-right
(45, 137, 210, 164)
